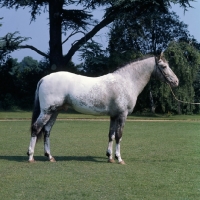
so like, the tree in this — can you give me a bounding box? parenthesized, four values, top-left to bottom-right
(166, 41, 200, 113)
(193, 70, 200, 113)
(147, 41, 200, 114)
(0, 0, 194, 71)
(78, 40, 109, 76)
(0, 58, 18, 109)
(108, 11, 191, 63)
(107, 10, 195, 113)
(0, 32, 29, 67)
(10, 56, 47, 108)
(0, 56, 49, 109)
(0, 17, 29, 64)
(130, 41, 200, 114)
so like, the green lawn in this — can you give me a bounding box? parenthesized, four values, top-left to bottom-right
(0, 114, 200, 199)
(1, 110, 200, 121)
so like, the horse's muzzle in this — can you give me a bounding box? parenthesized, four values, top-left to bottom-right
(171, 78, 179, 87)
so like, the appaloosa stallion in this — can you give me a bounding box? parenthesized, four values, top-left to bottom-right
(27, 55, 179, 164)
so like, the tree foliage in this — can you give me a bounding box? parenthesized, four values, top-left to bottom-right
(107, 8, 200, 114)
(78, 40, 109, 76)
(0, 17, 29, 63)
(0, 56, 47, 109)
(1, 0, 199, 113)
(108, 11, 190, 62)
(133, 41, 200, 114)
(0, 55, 81, 109)
(0, 58, 17, 109)
(164, 41, 200, 114)
(0, 0, 195, 71)
(0, 32, 29, 60)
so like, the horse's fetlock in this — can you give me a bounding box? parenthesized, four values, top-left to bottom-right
(44, 152, 49, 157)
(106, 151, 111, 157)
(27, 150, 34, 156)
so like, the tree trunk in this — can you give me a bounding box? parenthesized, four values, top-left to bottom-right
(49, 0, 64, 71)
(149, 90, 156, 113)
(63, 15, 114, 65)
(177, 101, 181, 114)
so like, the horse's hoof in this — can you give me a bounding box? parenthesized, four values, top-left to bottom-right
(28, 159, 35, 163)
(119, 160, 126, 165)
(108, 159, 115, 163)
(50, 157, 56, 162)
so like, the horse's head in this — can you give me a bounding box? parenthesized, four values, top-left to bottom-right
(154, 54, 179, 87)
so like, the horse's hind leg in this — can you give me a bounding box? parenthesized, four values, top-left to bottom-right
(43, 112, 58, 162)
(27, 112, 52, 162)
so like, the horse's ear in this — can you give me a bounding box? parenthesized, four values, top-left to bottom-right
(160, 52, 167, 63)
(155, 56, 159, 65)
(156, 52, 162, 60)
(157, 52, 164, 61)
(155, 53, 161, 62)
(155, 52, 165, 64)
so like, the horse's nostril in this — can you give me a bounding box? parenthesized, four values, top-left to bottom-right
(174, 80, 179, 86)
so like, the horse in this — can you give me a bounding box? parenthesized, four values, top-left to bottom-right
(27, 54, 179, 164)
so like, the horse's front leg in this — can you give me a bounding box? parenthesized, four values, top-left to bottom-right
(115, 114, 126, 164)
(106, 117, 116, 163)
(115, 138, 125, 164)
(106, 132, 115, 163)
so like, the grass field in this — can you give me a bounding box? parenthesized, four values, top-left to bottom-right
(0, 112, 200, 199)
(1, 110, 200, 120)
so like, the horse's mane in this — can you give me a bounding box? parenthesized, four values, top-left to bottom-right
(113, 54, 168, 74)
(113, 54, 155, 74)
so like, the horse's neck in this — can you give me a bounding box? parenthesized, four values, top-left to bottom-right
(125, 57, 155, 95)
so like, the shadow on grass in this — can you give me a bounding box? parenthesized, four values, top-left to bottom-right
(0, 155, 106, 163)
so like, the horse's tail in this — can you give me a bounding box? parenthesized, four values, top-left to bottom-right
(31, 79, 43, 140)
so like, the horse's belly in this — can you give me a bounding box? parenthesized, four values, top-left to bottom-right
(69, 95, 109, 115)
(72, 103, 109, 115)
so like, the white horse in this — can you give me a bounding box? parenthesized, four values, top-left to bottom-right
(27, 55, 179, 164)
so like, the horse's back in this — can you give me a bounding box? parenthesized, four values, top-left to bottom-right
(38, 71, 114, 113)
